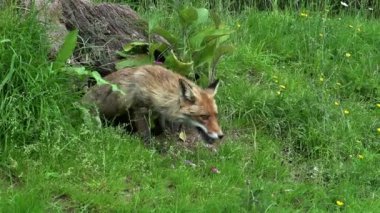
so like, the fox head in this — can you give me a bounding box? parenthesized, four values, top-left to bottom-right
(178, 78, 224, 144)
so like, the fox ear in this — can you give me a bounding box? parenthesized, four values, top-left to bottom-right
(179, 79, 195, 102)
(206, 79, 219, 96)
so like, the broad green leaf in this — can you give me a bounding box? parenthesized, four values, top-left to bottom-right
(116, 54, 151, 70)
(122, 41, 149, 54)
(90, 71, 125, 95)
(196, 8, 209, 24)
(212, 44, 235, 63)
(179, 7, 198, 28)
(53, 29, 78, 69)
(165, 50, 193, 76)
(189, 28, 214, 49)
(149, 42, 170, 62)
(71, 66, 90, 76)
(151, 27, 178, 45)
(214, 34, 231, 44)
(193, 41, 217, 68)
(190, 28, 234, 49)
(90, 71, 107, 85)
(203, 29, 234, 44)
(116, 50, 129, 58)
(69, 66, 126, 95)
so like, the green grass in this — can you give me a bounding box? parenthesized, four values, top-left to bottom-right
(1, 2, 380, 212)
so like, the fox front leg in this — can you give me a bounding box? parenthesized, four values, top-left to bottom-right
(159, 116, 181, 135)
(133, 107, 153, 144)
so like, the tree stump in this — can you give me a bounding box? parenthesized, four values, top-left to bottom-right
(26, 0, 165, 75)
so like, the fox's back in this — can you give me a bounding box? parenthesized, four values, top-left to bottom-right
(102, 65, 195, 119)
(108, 65, 192, 96)
(83, 65, 223, 142)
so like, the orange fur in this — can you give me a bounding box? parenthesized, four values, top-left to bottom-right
(83, 65, 223, 143)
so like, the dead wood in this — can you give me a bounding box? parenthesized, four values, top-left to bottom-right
(25, 0, 165, 75)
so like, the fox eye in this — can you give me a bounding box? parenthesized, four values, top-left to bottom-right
(200, 115, 210, 120)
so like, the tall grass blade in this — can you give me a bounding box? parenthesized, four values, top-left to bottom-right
(0, 53, 17, 92)
(53, 29, 78, 69)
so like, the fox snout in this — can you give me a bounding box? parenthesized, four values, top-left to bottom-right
(218, 133, 224, 139)
(195, 126, 224, 144)
(207, 131, 224, 140)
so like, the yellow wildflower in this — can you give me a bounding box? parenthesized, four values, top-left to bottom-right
(344, 109, 349, 115)
(345, 53, 351, 57)
(300, 12, 308, 17)
(334, 101, 340, 106)
(357, 154, 364, 159)
(336, 200, 344, 206)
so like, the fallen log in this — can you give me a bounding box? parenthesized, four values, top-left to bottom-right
(25, 0, 165, 75)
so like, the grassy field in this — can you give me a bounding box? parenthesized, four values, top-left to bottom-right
(1, 1, 379, 212)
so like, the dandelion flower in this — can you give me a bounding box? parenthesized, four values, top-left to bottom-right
(344, 109, 349, 115)
(334, 101, 340, 106)
(336, 200, 344, 206)
(345, 53, 351, 57)
(300, 12, 308, 17)
(340, 1, 348, 7)
(358, 154, 364, 159)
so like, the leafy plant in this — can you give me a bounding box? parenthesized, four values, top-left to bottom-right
(116, 6, 235, 86)
(53, 29, 126, 95)
(53, 29, 78, 70)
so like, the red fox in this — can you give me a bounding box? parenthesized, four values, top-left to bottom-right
(82, 65, 224, 144)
